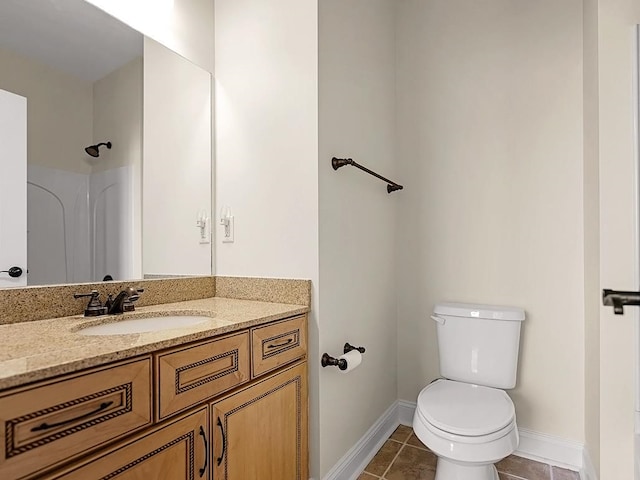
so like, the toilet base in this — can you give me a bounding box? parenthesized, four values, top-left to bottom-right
(435, 457, 499, 480)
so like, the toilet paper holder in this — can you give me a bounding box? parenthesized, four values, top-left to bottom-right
(321, 342, 366, 370)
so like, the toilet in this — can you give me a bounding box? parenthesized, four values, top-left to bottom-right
(413, 302, 525, 480)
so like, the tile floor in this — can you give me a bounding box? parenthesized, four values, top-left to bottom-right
(358, 425, 580, 480)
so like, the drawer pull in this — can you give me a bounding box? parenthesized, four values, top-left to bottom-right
(216, 417, 227, 466)
(30, 401, 114, 432)
(266, 338, 294, 349)
(198, 425, 208, 477)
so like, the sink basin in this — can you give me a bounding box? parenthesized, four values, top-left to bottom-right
(77, 315, 211, 336)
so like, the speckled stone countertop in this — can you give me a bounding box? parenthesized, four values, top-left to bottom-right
(0, 297, 309, 390)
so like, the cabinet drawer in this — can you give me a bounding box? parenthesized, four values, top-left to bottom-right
(0, 357, 152, 480)
(156, 332, 250, 420)
(251, 315, 307, 378)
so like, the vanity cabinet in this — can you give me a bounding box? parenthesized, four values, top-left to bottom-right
(211, 362, 307, 480)
(0, 313, 308, 480)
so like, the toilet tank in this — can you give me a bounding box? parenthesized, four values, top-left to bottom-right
(433, 302, 525, 389)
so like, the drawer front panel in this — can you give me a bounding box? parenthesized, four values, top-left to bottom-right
(251, 315, 307, 377)
(0, 357, 152, 480)
(156, 332, 250, 420)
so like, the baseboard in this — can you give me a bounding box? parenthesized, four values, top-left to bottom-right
(516, 428, 584, 470)
(581, 446, 598, 480)
(321, 400, 401, 480)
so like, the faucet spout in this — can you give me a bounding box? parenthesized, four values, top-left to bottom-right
(106, 287, 143, 314)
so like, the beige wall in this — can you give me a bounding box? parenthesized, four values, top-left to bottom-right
(597, 0, 640, 477)
(92, 56, 143, 173)
(0, 46, 93, 174)
(318, 0, 397, 476)
(396, 0, 586, 442)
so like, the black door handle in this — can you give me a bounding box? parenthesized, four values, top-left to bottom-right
(198, 425, 208, 477)
(602, 289, 640, 315)
(216, 417, 226, 466)
(266, 338, 294, 349)
(0, 266, 22, 278)
(30, 401, 113, 431)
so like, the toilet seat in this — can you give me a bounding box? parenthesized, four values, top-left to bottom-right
(416, 379, 515, 438)
(413, 379, 520, 466)
(415, 406, 516, 444)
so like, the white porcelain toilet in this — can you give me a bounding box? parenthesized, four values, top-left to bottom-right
(413, 302, 525, 480)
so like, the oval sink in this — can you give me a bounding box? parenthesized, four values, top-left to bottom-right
(77, 315, 211, 336)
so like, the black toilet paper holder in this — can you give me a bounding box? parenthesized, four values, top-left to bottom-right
(321, 342, 366, 370)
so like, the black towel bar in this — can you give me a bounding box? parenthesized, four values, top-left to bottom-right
(332, 157, 403, 193)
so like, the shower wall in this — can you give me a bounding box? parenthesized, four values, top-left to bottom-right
(27, 165, 89, 285)
(90, 166, 134, 283)
(27, 164, 133, 285)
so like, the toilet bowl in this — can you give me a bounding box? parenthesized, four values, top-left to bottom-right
(413, 379, 519, 480)
(413, 302, 525, 480)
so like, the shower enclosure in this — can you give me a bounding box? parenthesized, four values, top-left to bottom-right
(27, 164, 134, 285)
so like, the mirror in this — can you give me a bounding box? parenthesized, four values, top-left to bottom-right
(0, 0, 212, 287)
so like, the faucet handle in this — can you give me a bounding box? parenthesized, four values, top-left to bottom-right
(74, 290, 107, 317)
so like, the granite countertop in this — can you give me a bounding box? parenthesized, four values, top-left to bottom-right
(0, 297, 309, 390)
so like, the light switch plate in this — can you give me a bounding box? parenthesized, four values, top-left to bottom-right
(222, 216, 234, 243)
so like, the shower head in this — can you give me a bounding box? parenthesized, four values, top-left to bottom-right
(85, 141, 112, 158)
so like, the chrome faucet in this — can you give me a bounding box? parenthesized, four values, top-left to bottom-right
(105, 287, 144, 314)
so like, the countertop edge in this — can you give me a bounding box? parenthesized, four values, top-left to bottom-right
(0, 299, 309, 391)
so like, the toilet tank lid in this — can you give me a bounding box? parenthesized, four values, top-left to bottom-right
(434, 302, 525, 321)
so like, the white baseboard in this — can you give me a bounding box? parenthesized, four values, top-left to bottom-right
(397, 399, 416, 426)
(324, 400, 595, 480)
(516, 428, 584, 470)
(581, 446, 598, 480)
(321, 401, 401, 480)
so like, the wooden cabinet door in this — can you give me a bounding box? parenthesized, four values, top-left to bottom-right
(49, 407, 209, 480)
(211, 362, 307, 480)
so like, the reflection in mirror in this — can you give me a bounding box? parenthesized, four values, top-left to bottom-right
(143, 39, 213, 279)
(0, 0, 212, 288)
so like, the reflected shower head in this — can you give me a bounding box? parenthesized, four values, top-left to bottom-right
(85, 141, 112, 158)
